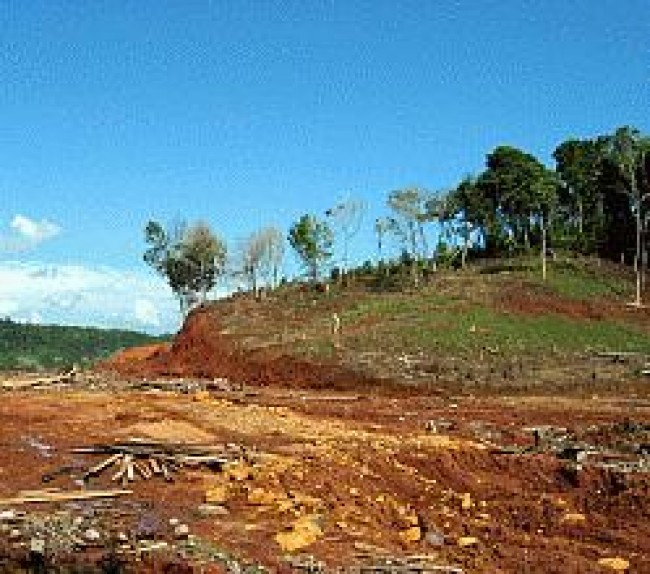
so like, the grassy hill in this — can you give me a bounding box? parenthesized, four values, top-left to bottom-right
(196, 255, 650, 392)
(0, 318, 167, 371)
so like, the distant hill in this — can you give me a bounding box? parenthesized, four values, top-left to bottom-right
(0, 318, 168, 371)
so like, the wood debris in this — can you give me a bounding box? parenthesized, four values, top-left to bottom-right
(73, 439, 253, 485)
(1, 368, 77, 391)
(0, 488, 132, 505)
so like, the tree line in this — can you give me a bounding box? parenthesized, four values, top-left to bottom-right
(144, 125, 650, 314)
(0, 317, 163, 370)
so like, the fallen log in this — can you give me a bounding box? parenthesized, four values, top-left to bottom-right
(83, 453, 122, 480)
(0, 488, 132, 505)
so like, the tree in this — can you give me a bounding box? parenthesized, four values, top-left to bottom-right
(387, 188, 429, 284)
(553, 138, 607, 249)
(325, 198, 366, 281)
(144, 220, 227, 316)
(481, 146, 556, 253)
(606, 126, 650, 306)
(448, 175, 503, 257)
(288, 214, 333, 282)
(423, 190, 451, 271)
(241, 226, 285, 292)
(374, 217, 391, 262)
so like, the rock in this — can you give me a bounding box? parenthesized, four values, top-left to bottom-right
(205, 485, 229, 505)
(193, 390, 211, 402)
(84, 528, 101, 543)
(561, 512, 586, 524)
(425, 529, 445, 547)
(248, 488, 280, 506)
(139, 540, 169, 552)
(460, 492, 472, 511)
(597, 557, 630, 571)
(457, 536, 479, 547)
(9, 529, 21, 540)
(168, 517, 180, 527)
(30, 538, 46, 554)
(174, 524, 190, 538)
(197, 504, 229, 517)
(552, 496, 569, 508)
(0, 510, 16, 521)
(399, 526, 422, 543)
(117, 532, 129, 543)
(275, 515, 323, 553)
(403, 513, 419, 527)
(225, 462, 254, 482)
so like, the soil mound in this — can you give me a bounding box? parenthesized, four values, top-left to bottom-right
(99, 306, 373, 390)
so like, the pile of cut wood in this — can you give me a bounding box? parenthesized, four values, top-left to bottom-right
(74, 439, 252, 485)
(1, 368, 78, 391)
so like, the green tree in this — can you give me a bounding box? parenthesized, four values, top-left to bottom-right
(480, 146, 556, 253)
(448, 175, 503, 256)
(288, 214, 333, 282)
(553, 137, 607, 251)
(144, 220, 227, 316)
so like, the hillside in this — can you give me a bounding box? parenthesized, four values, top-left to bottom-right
(0, 318, 167, 371)
(3, 256, 649, 572)
(103, 256, 650, 395)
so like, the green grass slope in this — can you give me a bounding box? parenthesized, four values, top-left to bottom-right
(210, 256, 650, 391)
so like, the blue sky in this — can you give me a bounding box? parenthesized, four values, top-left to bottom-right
(0, 0, 648, 332)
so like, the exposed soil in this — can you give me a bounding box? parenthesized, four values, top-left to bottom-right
(0, 385, 648, 572)
(100, 306, 378, 391)
(498, 281, 650, 325)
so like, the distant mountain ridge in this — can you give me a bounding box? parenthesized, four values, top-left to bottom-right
(0, 317, 167, 371)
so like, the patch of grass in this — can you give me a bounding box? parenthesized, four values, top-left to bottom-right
(526, 258, 629, 300)
(340, 304, 650, 357)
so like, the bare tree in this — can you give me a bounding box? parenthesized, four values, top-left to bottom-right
(241, 226, 285, 293)
(387, 188, 428, 285)
(325, 198, 366, 281)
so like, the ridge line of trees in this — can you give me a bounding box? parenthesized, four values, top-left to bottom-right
(143, 125, 650, 314)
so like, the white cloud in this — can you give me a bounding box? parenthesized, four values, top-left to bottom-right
(134, 299, 160, 327)
(0, 261, 180, 334)
(1, 215, 62, 252)
(10, 215, 61, 243)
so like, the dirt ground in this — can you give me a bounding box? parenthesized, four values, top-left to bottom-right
(0, 381, 648, 573)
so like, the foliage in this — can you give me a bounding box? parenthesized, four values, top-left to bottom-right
(0, 317, 165, 371)
(288, 214, 334, 282)
(448, 146, 557, 257)
(144, 220, 227, 315)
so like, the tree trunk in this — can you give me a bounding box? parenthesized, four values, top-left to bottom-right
(635, 200, 642, 306)
(577, 196, 583, 235)
(541, 221, 547, 282)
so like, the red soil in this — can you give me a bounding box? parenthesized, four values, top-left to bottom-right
(101, 306, 373, 390)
